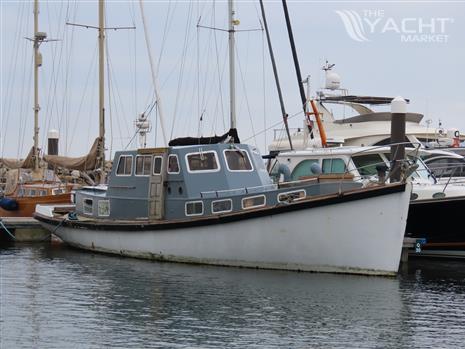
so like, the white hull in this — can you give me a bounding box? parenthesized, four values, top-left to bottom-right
(38, 185, 411, 276)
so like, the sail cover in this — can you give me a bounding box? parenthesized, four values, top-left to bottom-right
(168, 128, 240, 147)
(0, 147, 35, 169)
(44, 137, 102, 171)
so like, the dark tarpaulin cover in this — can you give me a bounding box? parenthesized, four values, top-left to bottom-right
(168, 128, 240, 147)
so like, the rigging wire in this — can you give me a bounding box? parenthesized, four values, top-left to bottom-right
(242, 109, 303, 143)
(235, 47, 257, 147)
(2, 1, 28, 157)
(169, 0, 194, 140)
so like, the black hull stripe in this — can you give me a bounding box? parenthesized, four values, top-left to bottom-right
(34, 183, 406, 231)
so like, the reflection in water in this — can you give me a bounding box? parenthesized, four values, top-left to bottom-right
(1, 244, 465, 348)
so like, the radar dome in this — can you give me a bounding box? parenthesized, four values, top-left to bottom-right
(325, 71, 341, 90)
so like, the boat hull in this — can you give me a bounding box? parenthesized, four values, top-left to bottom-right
(406, 195, 465, 257)
(0, 193, 72, 218)
(36, 184, 410, 276)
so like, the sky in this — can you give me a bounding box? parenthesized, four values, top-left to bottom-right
(1, 0, 464, 159)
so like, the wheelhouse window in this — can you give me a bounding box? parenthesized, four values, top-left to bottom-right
(278, 190, 306, 203)
(322, 158, 346, 174)
(212, 199, 233, 214)
(116, 155, 133, 176)
(352, 154, 386, 176)
(185, 201, 204, 216)
(167, 154, 180, 174)
(186, 151, 219, 172)
(224, 149, 253, 171)
(242, 195, 266, 209)
(135, 155, 152, 176)
(153, 156, 163, 175)
(83, 199, 93, 215)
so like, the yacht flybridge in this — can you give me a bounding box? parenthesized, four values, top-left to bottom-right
(270, 63, 464, 151)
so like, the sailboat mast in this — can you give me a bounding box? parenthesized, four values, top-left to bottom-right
(98, 0, 105, 175)
(228, 0, 237, 130)
(33, 0, 40, 171)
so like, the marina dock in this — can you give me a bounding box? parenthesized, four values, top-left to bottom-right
(0, 217, 50, 242)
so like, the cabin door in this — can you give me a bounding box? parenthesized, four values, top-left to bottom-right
(148, 152, 167, 220)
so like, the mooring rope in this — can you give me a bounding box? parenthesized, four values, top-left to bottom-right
(0, 219, 16, 240)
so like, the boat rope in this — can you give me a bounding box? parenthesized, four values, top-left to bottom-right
(242, 109, 303, 143)
(139, 0, 168, 146)
(0, 219, 16, 240)
(235, 47, 257, 147)
(170, 0, 194, 140)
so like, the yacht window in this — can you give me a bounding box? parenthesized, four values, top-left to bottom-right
(116, 155, 133, 176)
(18, 189, 25, 197)
(29, 190, 37, 196)
(83, 199, 93, 215)
(242, 195, 266, 209)
(153, 156, 163, 175)
(98, 200, 110, 217)
(167, 155, 180, 174)
(322, 158, 346, 174)
(185, 201, 204, 216)
(291, 159, 320, 180)
(278, 190, 306, 203)
(40, 190, 47, 196)
(135, 155, 152, 176)
(212, 199, 233, 214)
(186, 151, 219, 172)
(352, 154, 385, 176)
(53, 188, 63, 195)
(427, 158, 465, 178)
(224, 149, 253, 171)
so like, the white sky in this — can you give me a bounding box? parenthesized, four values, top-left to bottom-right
(1, 0, 464, 159)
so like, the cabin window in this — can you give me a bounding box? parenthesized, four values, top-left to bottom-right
(185, 201, 204, 216)
(40, 190, 47, 196)
(18, 189, 25, 197)
(153, 156, 163, 175)
(135, 155, 152, 176)
(83, 199, 93, 215)
(322, 158, 346, 174)
(29, 190, 37, 196)
(291, 159, 320, 180)
(167, 155, 180, 174)
(116, 155, 133, 176)
(186, 151, 220, 172)
(278, 190, 306, 203)
(352, 154, 385, 176)
(242, 195, 266, 209)
(98, 200, 110, 217)
(212, 199, 233, 214)
(53, 188, 63, 195)
(224, 149, 253, 171)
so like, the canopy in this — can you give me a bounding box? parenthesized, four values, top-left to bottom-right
(44, 137, 102, 171)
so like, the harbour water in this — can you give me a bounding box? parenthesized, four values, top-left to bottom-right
(1, 243, 465, 348)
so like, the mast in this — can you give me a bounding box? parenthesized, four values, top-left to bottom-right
(98, 0, 105, 177)
(281, 0, 313, 139)
(228, 0, 237, 130)
(33, 0, 40, 171)
(258, 0, 293, 150)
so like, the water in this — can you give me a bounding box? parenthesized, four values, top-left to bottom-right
(1, 243, 465, 348)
